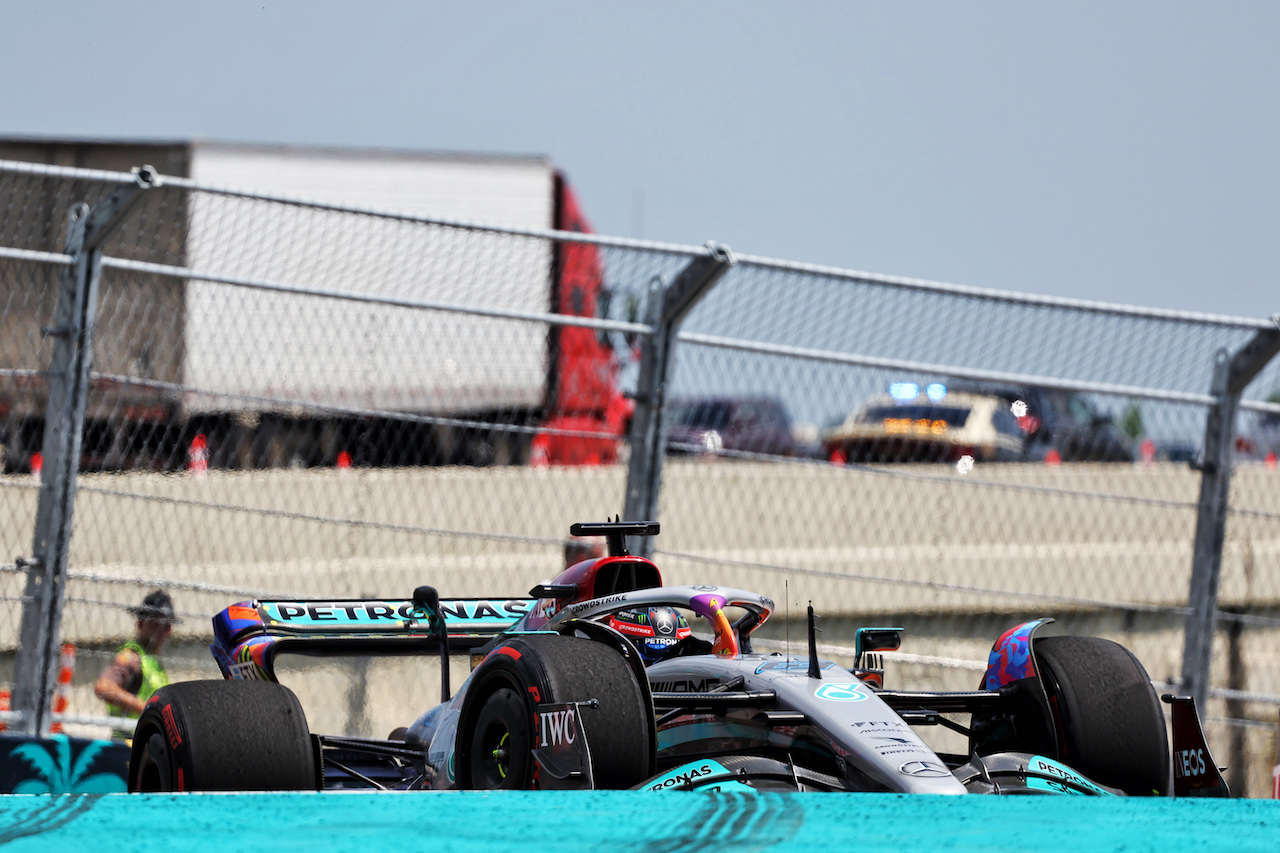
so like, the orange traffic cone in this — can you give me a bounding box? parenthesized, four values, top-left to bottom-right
(1267, 451, 1277, 470)
(530, 434, 550, 468)
(49, 643, 75, 734)
(188, 435, 209, 478)
(336, 450, 352, 471)
(830, 448, 847, 466)
(1045, 449, 1062, 466)
(30, 452, 42, 482)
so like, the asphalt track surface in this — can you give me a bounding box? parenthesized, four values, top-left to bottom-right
(0, 792, 1276, 852)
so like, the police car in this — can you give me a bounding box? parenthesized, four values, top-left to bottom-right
(823, 383, 1027, 465)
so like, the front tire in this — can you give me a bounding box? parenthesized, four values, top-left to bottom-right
(128, 680, 317, 792)
(1034, 636, 1170, 796)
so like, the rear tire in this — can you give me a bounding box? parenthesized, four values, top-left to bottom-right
(468, 686, 533, 788)
(457, 634, 651, 789)
(1034, 636, 1170, 796)
(128, 680, 317, 792)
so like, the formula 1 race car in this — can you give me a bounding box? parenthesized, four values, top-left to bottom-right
(127, 521, 1228, 797)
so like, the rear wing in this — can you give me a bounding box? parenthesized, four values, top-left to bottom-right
(211, 595, 533, 683)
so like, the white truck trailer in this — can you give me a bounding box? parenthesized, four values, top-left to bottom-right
(0, 139, 627, 471)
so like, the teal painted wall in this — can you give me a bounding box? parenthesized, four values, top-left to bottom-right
(1, 791, 1277, 852)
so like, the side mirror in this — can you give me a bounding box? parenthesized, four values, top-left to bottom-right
(412, 585, 440, 617)
(855, 627, 902, 668)
(412, 585, 451, 702)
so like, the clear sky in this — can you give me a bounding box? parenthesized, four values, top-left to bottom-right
(3, 2, 1277, 320)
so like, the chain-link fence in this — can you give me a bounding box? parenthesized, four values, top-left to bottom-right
(1, 151, 1277, 795)
(649, 256, 1280, 795)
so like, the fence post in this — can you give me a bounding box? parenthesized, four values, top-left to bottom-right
(623, 244, 734, 557)
(9, 170, 154, 736)
(1181, 317, 1280, 710)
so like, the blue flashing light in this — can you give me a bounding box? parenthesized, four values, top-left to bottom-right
(925, 383, 947, 402)
(888, 382, 919, 401)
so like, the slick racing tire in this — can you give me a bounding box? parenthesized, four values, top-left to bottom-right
(456, 633, 651, 790)
(1034, 636, 1170, 796)
(128, 680, 317, 792)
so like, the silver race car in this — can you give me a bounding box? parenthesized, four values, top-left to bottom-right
(129, 521, 1227, 797)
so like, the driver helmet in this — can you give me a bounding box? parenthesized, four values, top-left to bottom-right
(606, 606, 692, 663)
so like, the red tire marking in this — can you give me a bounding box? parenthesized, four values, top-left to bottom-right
(162, 703, 182, 748)
(495, 647, 521, 660)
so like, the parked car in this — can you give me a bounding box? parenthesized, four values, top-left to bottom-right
(665, 396, 797, 458)
(948, 382, 1134, 462)
(1235, 406, 1280, 463)
(823, 385, 1026, 464)
(128, 520, 1225, 797)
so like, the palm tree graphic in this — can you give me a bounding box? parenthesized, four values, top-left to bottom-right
(10, 736, 126, 794)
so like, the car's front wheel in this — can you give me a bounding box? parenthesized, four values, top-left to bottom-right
(1034, 636, 1170, 796)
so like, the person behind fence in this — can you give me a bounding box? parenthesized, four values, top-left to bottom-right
(564, 538, 605, 568)
(94, 590, 177, 735)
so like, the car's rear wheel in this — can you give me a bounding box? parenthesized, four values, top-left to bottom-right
(457, 634, 651, 790)
(128, 680, 317, 792)
(468, 686, 532, 788)
(1034, 636, 1170, 796)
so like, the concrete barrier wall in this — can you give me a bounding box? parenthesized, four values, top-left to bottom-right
(3, 460, 1276, 646)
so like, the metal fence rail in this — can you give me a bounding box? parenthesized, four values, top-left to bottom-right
(1, 155, 1277, 795)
